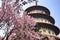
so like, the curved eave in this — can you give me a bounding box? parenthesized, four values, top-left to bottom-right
(35, 22, 59, 35)
(25, 6, 50, 15)
(40, 34, 60, 40)
(28, 13, 55, 24)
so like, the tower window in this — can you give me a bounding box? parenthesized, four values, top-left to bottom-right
(41, 18, 43, 22)
(43, 29, 46, 32)
(42, 37, 49, 40)
(45, 19, 48, 22)
(52, 32, 54, 35)
(39, 31, 42, 34)
(48, 30, 50, 34)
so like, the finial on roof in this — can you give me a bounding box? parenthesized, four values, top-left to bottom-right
(35, 1, 38, 6)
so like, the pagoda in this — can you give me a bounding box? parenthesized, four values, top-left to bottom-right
(25, 1, 60, 40)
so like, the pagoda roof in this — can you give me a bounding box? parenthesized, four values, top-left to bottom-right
(28, 13, 55, 24)
(35, 22, 60, 35)
(25, 6, 50, 15)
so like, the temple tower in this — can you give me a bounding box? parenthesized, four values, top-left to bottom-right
(25, 1, 59, 36)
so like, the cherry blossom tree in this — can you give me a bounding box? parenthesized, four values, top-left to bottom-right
(0, 0, 40, 40)
(0, 0, 57, 40)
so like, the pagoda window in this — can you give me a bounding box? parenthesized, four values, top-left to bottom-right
(40, 18, 43, 22)
(48, 30, 51, 34)
(34, 18, 51, 24)
(52, 32, 54, 34)
(43, 29, 46, 32)
(42, 37, 49, 40)
(47, 29, 56, 36)
(39, 31, 42, 34)
(39, 28, 43, 34)
(52, 32, 55, 35)
(45, 19, 47, 22)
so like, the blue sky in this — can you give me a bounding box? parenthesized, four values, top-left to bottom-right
(0, 0, 60, 37)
